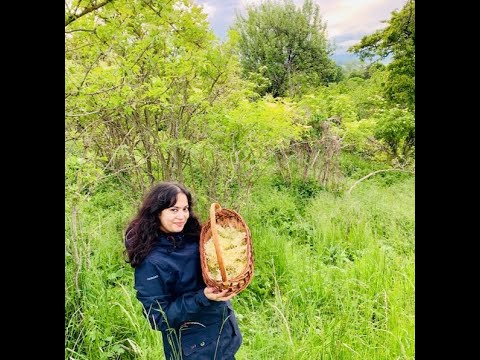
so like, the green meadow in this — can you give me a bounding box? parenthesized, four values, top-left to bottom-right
(65, 171, 414, 359)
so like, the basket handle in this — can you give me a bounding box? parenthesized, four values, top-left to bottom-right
(210, 203, 227, 282)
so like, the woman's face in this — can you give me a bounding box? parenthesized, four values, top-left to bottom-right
(159, 193, 190, 233)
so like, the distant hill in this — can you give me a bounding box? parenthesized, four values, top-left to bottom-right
(331, 52, 360, 66)
(332, 53, 392, 67)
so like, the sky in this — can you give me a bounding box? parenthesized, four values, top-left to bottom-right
(193, 0, 406, 64)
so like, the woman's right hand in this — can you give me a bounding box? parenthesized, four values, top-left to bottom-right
(204, 287, 236, 302)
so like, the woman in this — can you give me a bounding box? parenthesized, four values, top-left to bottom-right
(124, 181, 242, 359)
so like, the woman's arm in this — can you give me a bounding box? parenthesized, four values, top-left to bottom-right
(134, 259, 211, 331)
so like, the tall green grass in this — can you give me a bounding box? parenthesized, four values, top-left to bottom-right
(65, 176, 414, 359)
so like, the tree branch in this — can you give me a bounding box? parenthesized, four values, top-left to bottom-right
(65, 0, 115, 27)
(346, 168, 415, 195)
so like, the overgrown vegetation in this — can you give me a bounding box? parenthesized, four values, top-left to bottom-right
(349, 0, 415, 110)
(65, 171, 414, 359)
(65, 0, 414, 358)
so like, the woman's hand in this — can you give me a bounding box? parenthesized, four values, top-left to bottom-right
(204, 287, 236, 302)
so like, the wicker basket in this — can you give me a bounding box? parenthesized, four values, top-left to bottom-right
(199, 203, 254, 295)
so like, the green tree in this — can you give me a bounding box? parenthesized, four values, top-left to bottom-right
(349, 0, 415, 110)
(233, 0, 337, 97)
(65, 0, 245, 192)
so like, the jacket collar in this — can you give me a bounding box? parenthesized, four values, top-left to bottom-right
(157, 232, 185, 250)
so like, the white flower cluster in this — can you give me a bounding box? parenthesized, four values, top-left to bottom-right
(204, 224, 247, 281)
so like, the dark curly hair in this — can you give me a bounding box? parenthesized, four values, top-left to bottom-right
(124, 181, 201, 267)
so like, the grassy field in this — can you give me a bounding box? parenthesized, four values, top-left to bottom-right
(65, 174, 414, 359)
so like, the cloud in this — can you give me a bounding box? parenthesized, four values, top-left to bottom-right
(196, 0, 240, 37)
(319, 0, 405, 39)
(193, 0, 408, 62)
(198, 2, 217, 17)
(337, 39, 362, 50)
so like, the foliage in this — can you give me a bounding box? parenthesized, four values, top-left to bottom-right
(189, 95, 305, 208)
(340, 62, 387, 84)
(349, 0, 415, 110)
(374, 107, 415, 163)
(65, 0, 415, 205)
(233, 0, 337, 97)
(65, 0, 116, 26)
(340, 152, 385, 178)
(342, 118, 379, 158)
(297, 66, 415, 166)
(65, 142, 104, 209)
(65, 0, 246, 193)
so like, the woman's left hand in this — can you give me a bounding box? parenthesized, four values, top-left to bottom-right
(204, 287, 236, 302)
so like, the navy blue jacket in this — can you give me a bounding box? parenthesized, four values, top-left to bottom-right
(134, 232, 242, 359)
